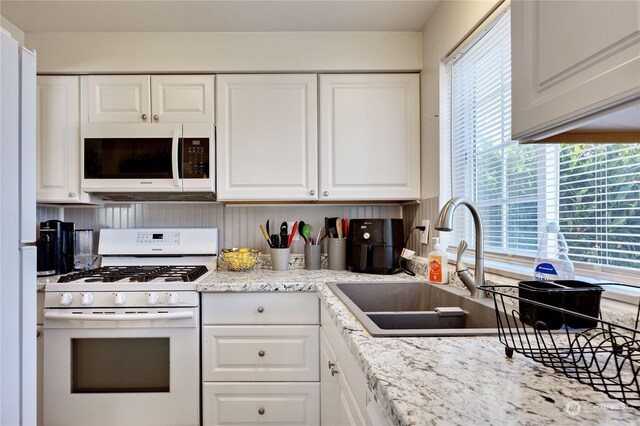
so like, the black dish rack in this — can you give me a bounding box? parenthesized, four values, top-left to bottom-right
(479, 283, 640, 410)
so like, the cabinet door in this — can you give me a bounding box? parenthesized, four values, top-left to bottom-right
(319, 74, 420, 201)
(320, 329, 338, 426)
(87, 75, 150, 123)
(512, 0, 640, 141)
(336, 364, 367, 426)
(203, 382, 320, 426)
(151, 75, 214, 123)
(202, 325, 319, 382)
(216, 74, 318, 201)
(36, 76, 82, 202)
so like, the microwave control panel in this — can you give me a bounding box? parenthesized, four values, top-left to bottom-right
(182, 138, 210, 178)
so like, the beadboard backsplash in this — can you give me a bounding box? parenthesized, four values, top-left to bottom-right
(51, 203, 402, 254)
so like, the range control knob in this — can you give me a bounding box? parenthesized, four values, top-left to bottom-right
(113, 292, 127, 305)
(59, 293, 73, 306)
(80, 293, 94, 306)
(167, 292, 180, 305)
(147, 292, 160, 305)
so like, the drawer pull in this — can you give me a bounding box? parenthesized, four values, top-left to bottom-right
(258, 408, 265, 415)
(258, 350, 265, 357)
(328, 361, 336, 370)
(257, 306, 264, 313)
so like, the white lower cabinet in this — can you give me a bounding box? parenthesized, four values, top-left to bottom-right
(202, 293, 320, 426)
(320, 303, 391, 426)
(203, 383, 319, 426)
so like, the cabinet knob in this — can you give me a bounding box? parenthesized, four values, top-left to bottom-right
(153, 114, 159, 121)
(258, 350, 265, 357)
(141, 113, 147, 121)
(258, 408, 265, 415)
(257, 306, 264, 313)
(331, 367, 339, 376)
(68, 192, 76, 198)
(328, 361, 336, 370)
(323, 191, 329, 197)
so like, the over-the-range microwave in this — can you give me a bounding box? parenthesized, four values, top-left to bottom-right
(81, 123, 215, 200)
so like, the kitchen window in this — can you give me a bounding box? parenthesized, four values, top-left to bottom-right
(444, 8, 640, 285)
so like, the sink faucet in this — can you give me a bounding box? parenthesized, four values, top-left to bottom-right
(434, 197, 485, 298)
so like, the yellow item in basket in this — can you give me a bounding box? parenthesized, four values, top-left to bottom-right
(221, 248, 259, 271)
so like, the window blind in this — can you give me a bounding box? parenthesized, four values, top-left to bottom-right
(447, 9, 640, 280)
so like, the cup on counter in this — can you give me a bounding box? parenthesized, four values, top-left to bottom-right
(74, 229, 94, 270)
(328, 238, 347, 270)
(270, 247, 290, 271)
(304, 244, 321, 270)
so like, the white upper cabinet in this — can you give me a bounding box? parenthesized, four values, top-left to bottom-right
(151, 75, 214, 123)
(37, 76, 94, 203)
(86, 75, 214, 123)
(216, 74, 318, 201)
(319, 74, 420, 201)
(87, 75, 150, 123)
(511, 0, 640, 142)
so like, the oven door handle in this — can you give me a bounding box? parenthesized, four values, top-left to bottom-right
(44, 311, 194, 321)
(172, 129, 181, 188)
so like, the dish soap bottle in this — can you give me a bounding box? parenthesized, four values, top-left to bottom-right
(533, 222, 574, 281)
(428, 237, 448, 284)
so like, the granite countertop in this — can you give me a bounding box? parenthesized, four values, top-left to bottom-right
(201, 268, 639, 425)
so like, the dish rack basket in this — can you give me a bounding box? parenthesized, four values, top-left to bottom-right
(478, 284, 640, 410)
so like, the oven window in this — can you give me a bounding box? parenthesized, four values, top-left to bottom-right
(71, 338, 169, 393)
(84, 138, 173, 179)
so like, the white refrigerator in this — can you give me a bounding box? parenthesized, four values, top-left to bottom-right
(1, 29, 37, 425)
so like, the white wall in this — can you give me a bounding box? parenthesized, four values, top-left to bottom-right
(1, 15, 25, 45)
(26, 31, 422, 74)
(420, 0, 500, 199)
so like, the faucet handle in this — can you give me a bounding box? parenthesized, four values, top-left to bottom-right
(456, 240, 469, 272)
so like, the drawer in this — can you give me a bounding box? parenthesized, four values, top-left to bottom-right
(202, 292, 319, 325)
(202, 325, 319, 382)
(202, 382, 319, 426)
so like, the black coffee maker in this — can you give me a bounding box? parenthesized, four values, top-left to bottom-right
(347, 219, 404, 274)
(38, 220, 75, 275)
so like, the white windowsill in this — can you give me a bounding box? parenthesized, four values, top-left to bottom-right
(445, 251, 640, 308)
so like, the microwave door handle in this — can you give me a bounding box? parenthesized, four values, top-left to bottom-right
(172, 130, 180, 188)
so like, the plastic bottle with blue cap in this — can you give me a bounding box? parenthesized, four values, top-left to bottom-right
(533, 222, 575, 281)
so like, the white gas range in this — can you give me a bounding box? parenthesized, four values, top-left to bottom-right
(43, 228, 217, 426)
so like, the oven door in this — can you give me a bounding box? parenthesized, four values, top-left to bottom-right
(43, 308, 199, 426)
(81, 123, 183, 193)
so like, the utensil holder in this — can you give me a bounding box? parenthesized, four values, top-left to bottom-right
(304, 244, 321, 270)
(270, 247, 290, 271)
(328, 238, 347, 270)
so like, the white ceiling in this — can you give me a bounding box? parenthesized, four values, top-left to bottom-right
(1, 0, 442, 32)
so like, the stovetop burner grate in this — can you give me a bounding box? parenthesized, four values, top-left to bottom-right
(57, 265, 209, 283)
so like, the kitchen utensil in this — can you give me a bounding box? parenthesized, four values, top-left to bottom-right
(270, 234, 280, 249)
(302, 223, 312, 244)
(266, 219, 270, 236)
(342, 218, 349, 238)
(298, 221, 307, 243)
(220, 248, 260, 271)
(259, 224, 272, 247)
(325, 217, 338, 239)
(280, 222, 288, 248)
(288, 221, 299, 248)
(336, 217, 343, 238)
(317, 227, 327, 244)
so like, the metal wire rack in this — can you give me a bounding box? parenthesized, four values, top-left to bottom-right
(479, 283, 640, 410)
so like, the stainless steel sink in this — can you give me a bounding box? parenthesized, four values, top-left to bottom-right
(327, 281, 504, 337)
